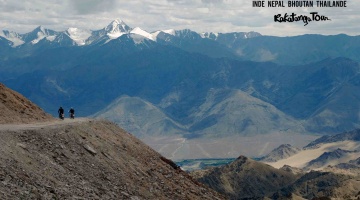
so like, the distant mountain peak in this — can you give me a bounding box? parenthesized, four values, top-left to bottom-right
(36, 25, 46, 33)
(105, 19, 132, 39)
(200, 32, 219, 39)
(131, 27, 155, 41)
(21, 25, 58, 44)
(32, 25, 52, 36)
(151, 29, 176, 41)
(1, 30, 24, 47)
(162, 29, 175, 36)
(260, 144, 301, 162)
(113, 18, 125, 24)
(173, 29, 201, 39)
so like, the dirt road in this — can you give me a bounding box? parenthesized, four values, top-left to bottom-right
(0, 118, 92, 131)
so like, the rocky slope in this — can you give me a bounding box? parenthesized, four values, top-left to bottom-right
(0, 83, 53, 124)
(192, 156, 360, 199)
(0, 120, 224, 199)
(323, 161, 360, 177)
(272, 171, 360, 200)
(0, 83, 223, 199)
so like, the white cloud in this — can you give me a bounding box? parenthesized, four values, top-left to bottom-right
(0, 0, 358, 36)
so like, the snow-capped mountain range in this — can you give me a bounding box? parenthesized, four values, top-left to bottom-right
(0, 19, 259, 47)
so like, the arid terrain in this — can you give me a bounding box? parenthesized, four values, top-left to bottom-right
(0, 83, 224, 199)
(191, 156, 360, 199)
(0, 83, 53, 124)
(191, 129, 360, 199)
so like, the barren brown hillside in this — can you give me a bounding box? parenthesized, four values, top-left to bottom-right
(0, 83, 53, 124)
(0, 120, 224, 199)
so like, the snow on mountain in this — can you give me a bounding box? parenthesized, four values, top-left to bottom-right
(151, 31, 161, 39)
(162, 29, 175, 36)
(151, 29, 176, 39)
(201, 31, 261, 40)
(46, 35, 56, 42)
(228, 31, 262, 39)
(130, 27, 156, 43)
(30, 26, 54, 44)
(1, 27, 62, 47)
(200, 32, 219, 39)
(1, 19, 261, 47)
(0, 30, 24, 47)
(66, 28, 91, 46)
(151, 29, 177, 43)
(105, 19, 131, 39)
(85, 19, 133, 44)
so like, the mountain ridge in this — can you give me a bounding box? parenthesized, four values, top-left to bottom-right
(0, 19, 259, 48)
(192, 154, 360, 199)
(2, 19, 360, 66)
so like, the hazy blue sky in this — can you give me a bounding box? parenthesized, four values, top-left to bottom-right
(0, 0, 358, 36)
